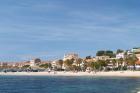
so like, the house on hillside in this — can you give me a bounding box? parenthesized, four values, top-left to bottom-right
(30, 58, 41, 67)
(62, 53, 78, 70)
(131, 47, 140, 60)
(96, 56, 110, 60)
(116, 53, 125, 59)
(63, 53, 78, 61)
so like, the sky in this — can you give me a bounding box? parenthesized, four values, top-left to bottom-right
(0, 0, 140, 62)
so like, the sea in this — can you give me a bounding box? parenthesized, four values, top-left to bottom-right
(0, 76, 140, 93)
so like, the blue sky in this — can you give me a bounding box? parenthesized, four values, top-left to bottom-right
(0, 0, 140, 62)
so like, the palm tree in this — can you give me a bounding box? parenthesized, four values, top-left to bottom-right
(126, 54, 138, 71)
(92, 62, 100, 71)
(117, 58, 124, 70)
(94, 60, 107, 71)
(90, 62, 95, 71)
(64, 59, 73, 71)
(112, 59, 117, 70)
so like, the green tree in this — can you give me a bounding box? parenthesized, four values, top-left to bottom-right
(117, 58, 124, 70)
(92, 62, 100, 70)
(85, 56, 92, 59)
(106, 50, 114, 57)
(98, 60, 107, 71)
(48, 63, 52, 69)
(112, 59, 117, 70)
(116, 49, 124, 54)
(90, 62, 99, 71)
(96, 50, 105, 56)
(39, 63, 48, 68)
(126, 54, 138, 70)
(96, 50, 114, 57)
(22, 65, 30, 68)
(64, 59, 74, 70)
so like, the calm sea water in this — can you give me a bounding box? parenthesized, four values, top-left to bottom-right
(0, 76, 140, 93)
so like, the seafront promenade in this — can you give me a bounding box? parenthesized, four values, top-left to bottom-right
(1, 71, 140, 77)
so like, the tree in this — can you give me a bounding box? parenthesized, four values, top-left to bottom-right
(75, 58, 83, 71)
(96, 50, 105, 56)
(48, 63, 52, 69)
(99, 60, 107, 67)
(39, 63, 48, 68)
(22, 65, 30, 68)
(57, 59, 63, 70)
(72, 65, 78, 71)
(125, 54, 138, 70)
(86, 56, 92, 59)
(76, 58, 82, 66)
(116, 49, 124, 54)
(64, 59, 74, 70)
(106, 50, 114, 57)
(89, 60, 107, 71)
(81, 60, 87, 72)
(96, 50, 114, 57)
(112, 59, 117, 70)
(117, 58, 124, 70)
(90, 62, 100, 71)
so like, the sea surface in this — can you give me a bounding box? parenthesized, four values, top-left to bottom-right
(0, 76, 140, 93)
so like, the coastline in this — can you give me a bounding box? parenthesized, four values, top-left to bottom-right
(1, 71, 140, 77)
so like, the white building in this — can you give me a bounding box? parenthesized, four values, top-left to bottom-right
(127, 50, 133, 55)
(96, 56, 110, 60)
(51, 60, 57, 69)
(0, 62, 8, 67)
(30, 60, 36, 67)
(30, 58, 41, 67)
(131, 47, 140, 60)
(63, 53, 78, 61)
(62, 53, 78, 70)
(131, 47, 140, 53)
(116, 53, 125, 59)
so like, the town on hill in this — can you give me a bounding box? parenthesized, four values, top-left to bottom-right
(0, 47, 140, 72)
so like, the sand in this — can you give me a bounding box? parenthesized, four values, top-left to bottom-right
(0, 71, 140, 77)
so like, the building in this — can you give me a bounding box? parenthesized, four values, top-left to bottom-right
(62, 53, 78, 70)
(84, 57, 96, 63)
(131, 47, 140, 53)
(96, 56, 110, 60)
(13, 62, 30, 68)
(51, 60, 57, 70)
(131, 47, 140, 60)
(30, 58, 41, 67)
(0, 62, 8, 67)
(116, 53, 125, 59)
(127, 50, 133, 55)
(63, 53, 78, 61)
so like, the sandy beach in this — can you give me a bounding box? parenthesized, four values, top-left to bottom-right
(0, 71, 140, 77)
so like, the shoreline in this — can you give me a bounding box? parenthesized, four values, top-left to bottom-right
(1, 71, 140, 77)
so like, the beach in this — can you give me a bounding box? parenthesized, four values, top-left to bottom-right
(1, 71, 140, 77)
